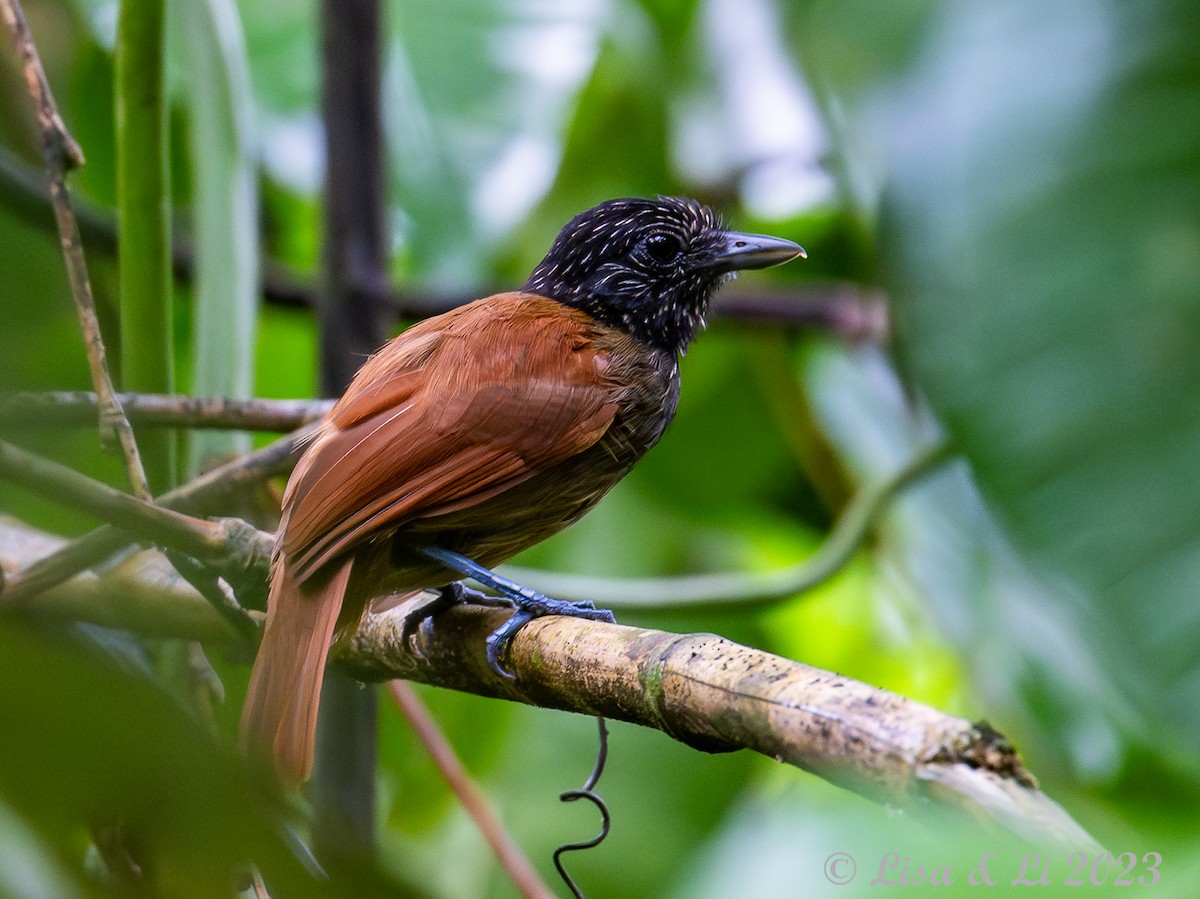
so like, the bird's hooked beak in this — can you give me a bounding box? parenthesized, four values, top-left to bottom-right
(703, 231, 806, 273)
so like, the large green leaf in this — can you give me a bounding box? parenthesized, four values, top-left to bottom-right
(875, 0, 1200, 752)
(173, 0, 261, 472)
(0, 621, 419, 897)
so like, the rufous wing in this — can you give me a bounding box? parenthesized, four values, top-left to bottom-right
(280, 293, 621, 582)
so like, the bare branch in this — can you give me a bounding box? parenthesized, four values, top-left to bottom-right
(0, 149, 888, 341)
(0, 0, 150, 499)
(0, 516, 1101, 852)
(347, 601, 1100, 854)
(165, 549, 260, 642)
(0, 517, 250, 641)
(713, 285, 888, 342)
(0, 438, 272, 568)
(0, 424, 309, 605)
(0, 439, 269, 628)
(0, 2, 83, 171)
(0, 392, 333, 432)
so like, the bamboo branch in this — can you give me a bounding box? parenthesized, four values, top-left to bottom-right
(0, 392, 333, 431)
(0, 514, 1100, 853)
(347, 601, 1100, 854)
(116, 0, 175, 491)
(0, 0, 151, 499)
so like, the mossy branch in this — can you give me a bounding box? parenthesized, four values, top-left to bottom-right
(0, 511, 1101, 855)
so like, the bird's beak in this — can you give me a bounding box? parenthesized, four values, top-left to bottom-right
(704, 231, 806, 273)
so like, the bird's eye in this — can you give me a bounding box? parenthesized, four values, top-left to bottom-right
(642, 233, 683, 265)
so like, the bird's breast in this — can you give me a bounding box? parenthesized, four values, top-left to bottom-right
(391, 336, 679, 575)
(596, 340, 680, 467)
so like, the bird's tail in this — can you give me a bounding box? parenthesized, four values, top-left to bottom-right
(240, 555, 353, 789)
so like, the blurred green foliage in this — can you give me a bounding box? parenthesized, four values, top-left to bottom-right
(1, 0, 1198, 896)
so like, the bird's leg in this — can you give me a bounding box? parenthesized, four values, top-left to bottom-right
(400, 582, 512, 648)
(418, 545, 615, 677)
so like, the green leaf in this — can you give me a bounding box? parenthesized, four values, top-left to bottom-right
(384, 0, 608, 281)
(171, 0, 260, 472)
(0, 622, 348, 897)
(878, 0, 1200, 752)
(0, 799, 86, 899)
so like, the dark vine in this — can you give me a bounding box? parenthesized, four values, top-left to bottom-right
(553, 717, 612, 899)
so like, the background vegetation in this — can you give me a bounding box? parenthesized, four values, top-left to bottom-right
(1, 0, 1197, 896)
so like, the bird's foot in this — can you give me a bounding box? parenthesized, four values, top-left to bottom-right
(418, 545, 616, 678)
(484, 592, 615, 677)
(401, 582, 510, 648)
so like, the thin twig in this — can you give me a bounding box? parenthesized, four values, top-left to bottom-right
(386, 681, 555, 899)
(0, 515, 1101, 852)
(0, 3, 83, 170)
(166, 550, 259, 642)
(713, 286, 889, 341)
(250, 870, 271, 899)
(505, 441, 953, 610)
(0, 516, 254, 641)
(0, 423, 309, 605)
(0, 392, 333, 432)
(0, 439, 271, 565)
(183, 639, 228, 733)
(0, 0, 151, 499)
(0, 439, 271, 622)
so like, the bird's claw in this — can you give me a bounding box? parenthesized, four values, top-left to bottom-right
(485, 609, 536, 678)
(484, 596, 615, 678)
(412, 550, 615, 679)
(566, 600, 615, 623)
(401, 583, 510, 651)
(400, 587, 455, 650)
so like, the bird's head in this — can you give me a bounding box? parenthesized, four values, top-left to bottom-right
(525, 197, 805, 355)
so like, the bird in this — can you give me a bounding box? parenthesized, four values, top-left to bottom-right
(240, 196, 805, 788)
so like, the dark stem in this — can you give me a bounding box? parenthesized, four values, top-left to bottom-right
(317, 0, 389, 395)
(310, 0, 389, 873)
(0, 151, 889, 341)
